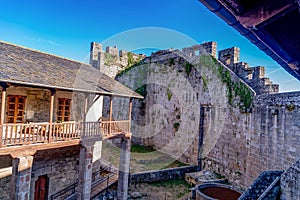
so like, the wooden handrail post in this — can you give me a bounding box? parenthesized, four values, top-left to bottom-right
(109, 96, 113, 136)
(49, 89, 55, 143)
(0, 85, 7, 148)
(128, 98, 132, 134)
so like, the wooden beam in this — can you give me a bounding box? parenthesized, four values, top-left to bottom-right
(93, 95, 101, 103)
(109, 96, 113, 135)
(49, 90, 55, 124)
(128, 98, 133, 134)
(84, 94, 89, 117)
(0, 86, 7, 148)
(49, 89, 55, 142)
(82, 94, 89, 137)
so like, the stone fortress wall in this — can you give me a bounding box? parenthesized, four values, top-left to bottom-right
(91, 42, 300, 193)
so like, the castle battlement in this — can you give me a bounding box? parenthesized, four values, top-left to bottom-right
(217, 46, 279, 94)
(182, 41, 217, 58)
(90, 41, 279, 94)
(89, 42, 145, 78)
(181, 42, 278, 94)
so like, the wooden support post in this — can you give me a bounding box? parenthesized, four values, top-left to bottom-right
(109, 96, 113, 136)
(83, 94, 88, 137)
(48, 89, 55, 142)
(0, 86, 7, 148)
(128, 98, 132, 134)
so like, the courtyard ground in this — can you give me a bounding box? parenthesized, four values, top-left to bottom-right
(101, 140, 188, 173)
(128, 179, 191, 200)
(99, 141, 192, 199)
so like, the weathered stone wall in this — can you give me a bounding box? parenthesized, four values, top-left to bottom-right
(245, 92, 300, 187)
(0, 86, 86, 123)
(30, 145, 80, 200)
(101, 42, 300, 191)
(0, 146, 81, 200)
(4, 86, 51, 122)
(115, 48, 255, 188)
(201, 107, 251, 188)
(0, 171, 11, 200)
(281, 159, 300, 200)
(0, 155, 12, 200)
(130, 166, 199, 184)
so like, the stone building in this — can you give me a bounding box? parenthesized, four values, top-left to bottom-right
(0, 41, 142, 200)
(106, 41, 300, 198)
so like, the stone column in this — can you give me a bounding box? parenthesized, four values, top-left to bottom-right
(78, 142, 94, 200)
(117, 137, 131, 200)
(11, 155, 34, 200)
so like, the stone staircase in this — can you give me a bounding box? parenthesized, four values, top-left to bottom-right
(238, 171, 283, 200)
(90, 171, 119, 199)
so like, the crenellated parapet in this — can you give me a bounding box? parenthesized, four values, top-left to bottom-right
(182, 41, 217, 58)
(218, 47, 279, 94)
(181, 42, 279, 94)
(91, 41, 279, 94)
(89, 42, 145, 78)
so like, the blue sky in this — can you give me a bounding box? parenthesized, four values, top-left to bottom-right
(0, 0, 299, 92)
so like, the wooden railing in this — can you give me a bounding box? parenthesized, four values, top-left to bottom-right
(0, 120, 130, 147)
(100, 120, 130, 138)
(82, 121, 101, 137)
(1, 121, 93, 147)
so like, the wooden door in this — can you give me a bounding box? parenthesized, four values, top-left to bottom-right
(34, 175, 48, 200)
(6, 95, 26, 123)
(57, 98, 71, 122)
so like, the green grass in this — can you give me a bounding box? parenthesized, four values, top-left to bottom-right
(149, 179, 191, 197)
(162, 160, 188, 169)
(131, 144, 155, 153)
(173, 122, 180, 132)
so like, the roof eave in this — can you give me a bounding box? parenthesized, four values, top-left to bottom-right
(0, 79, 143, 99)
(198, 0, 300, 81)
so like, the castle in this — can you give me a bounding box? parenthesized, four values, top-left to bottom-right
(0, 39, 298, 199)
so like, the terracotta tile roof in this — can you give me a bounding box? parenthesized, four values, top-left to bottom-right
(0, 41, 142, 98)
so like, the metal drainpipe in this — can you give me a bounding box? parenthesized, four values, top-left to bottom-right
(197, 105, 205, 171)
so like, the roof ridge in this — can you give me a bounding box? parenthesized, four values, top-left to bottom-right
(0, 40, 90, 66)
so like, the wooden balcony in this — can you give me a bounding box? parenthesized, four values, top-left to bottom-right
(0, 120, 130, 149)
(100, 120, 130, 139)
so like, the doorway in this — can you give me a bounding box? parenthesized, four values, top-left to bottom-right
(6, 95, 26, 123)
(34, 175, 48, 200)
